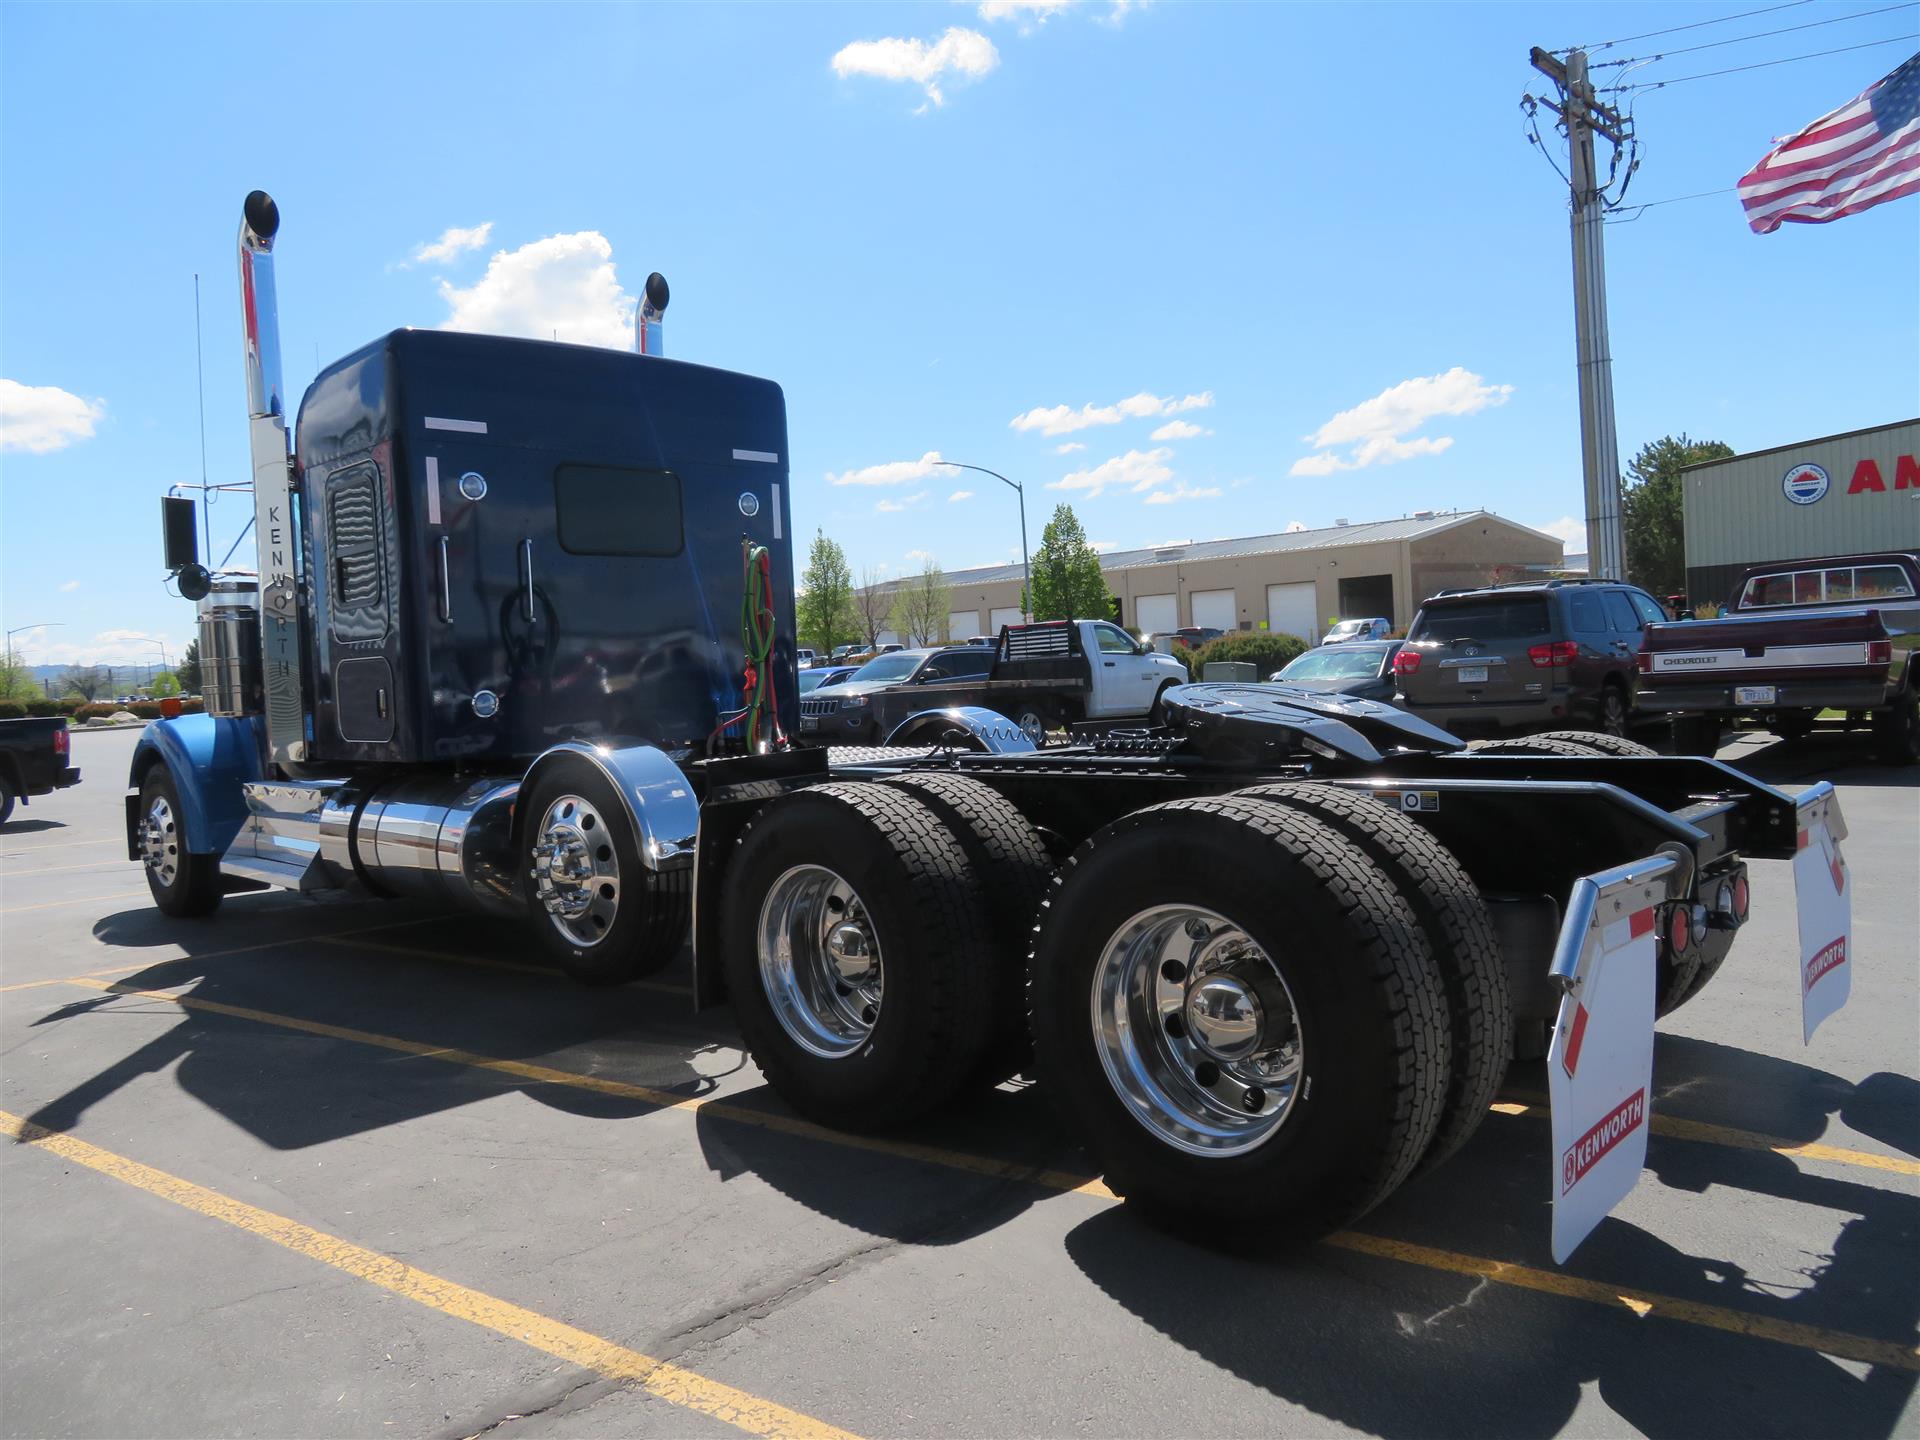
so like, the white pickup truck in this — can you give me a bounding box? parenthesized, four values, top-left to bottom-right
(869, 619, 1192, 746)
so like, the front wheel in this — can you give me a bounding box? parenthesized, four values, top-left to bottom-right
(521, 759, 690, 985)
(138, 767, 222, 917)
(1596, 683, 1630, 737)
(0, 774, 15, 826)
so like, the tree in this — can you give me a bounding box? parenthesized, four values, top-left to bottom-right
(795, 531, 858, 656)
(177, 638, 202, 694)
(1030, 504, 1112, 622)
(854, 566, 892, 651)
(887, 557, 951, 647)
(150, 670, 182, 698)
(57, 665, 109, 701)
(1622, 434, 1733, 597)
(0, 650, 39, 704)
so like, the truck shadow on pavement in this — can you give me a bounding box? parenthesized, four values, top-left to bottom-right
(1061, 1053, 1918, 1440)
(23, 900, 729, 1147)
(1720, 734, 1919, 790)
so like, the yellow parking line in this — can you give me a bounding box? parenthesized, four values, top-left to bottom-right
(0, 1110, 860, 1440)
(0, 837, 124, 853)
(0, 888, 151, 915)
(51, 977, 1920, 1371)
(0, 860, 137, 878)
(0, 915, 451, 994)
(1495, 1096, 1920, 1178)
(1324, 1232, 1920, 1372)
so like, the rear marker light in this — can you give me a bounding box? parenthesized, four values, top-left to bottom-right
(1867, 639, 1892, 665)
(1732, 874, 1749, 921)
(1666, 904, 1691, 954)
(1393, 650, 1423, 676)
(1528, 640, 1578, 669)
(1635, 651, 1653, 674)
(53, 725, 69, 758)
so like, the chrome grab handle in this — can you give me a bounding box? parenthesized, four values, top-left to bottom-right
(436, 537, 452, 622)
(519, 538, 535, 621)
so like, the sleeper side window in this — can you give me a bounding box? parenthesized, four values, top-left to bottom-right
(554, 465, 684, 557)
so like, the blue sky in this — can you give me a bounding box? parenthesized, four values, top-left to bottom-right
(3, 1, 1916, 668)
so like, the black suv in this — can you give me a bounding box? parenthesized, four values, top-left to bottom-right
(1393, 579, 1668, 736)
(797, 645, 997, 743)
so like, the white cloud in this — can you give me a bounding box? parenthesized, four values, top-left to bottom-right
(876, 490, 931, 513)
(1054, 441, 1086, 454)
(1143, 481, 1222, 505)
(832, 27, 998, 108)
(947, 489, 974, 503)
(1089, 540, 1117, 552)
(978, 0, 1073, 22)
(0, 379, 104, 454)
(1049, 447, 1176, 498)
(1535, 515, 1587, 551)
(1290, 367, 1510, 476)
(829, 450, 951, 487)
(438, 231, 633, 349)
(1285, 520, 1308, 533)
(904, 548, 937, 565)
(411, 222, 494, 266)
(1150, 419, 1210, 441)
(16, 627, 182, 668)
(1011, 389, 1212, 437)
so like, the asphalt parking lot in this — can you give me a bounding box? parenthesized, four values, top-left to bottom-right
(2, 726, 1915, 1439)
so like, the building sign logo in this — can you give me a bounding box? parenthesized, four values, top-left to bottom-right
(1781, 462, 1830, 505)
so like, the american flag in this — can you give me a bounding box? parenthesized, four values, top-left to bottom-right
(1738, 52, 1920, 234)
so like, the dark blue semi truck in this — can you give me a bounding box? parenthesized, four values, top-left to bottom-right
(125, 192, 1851, 1257)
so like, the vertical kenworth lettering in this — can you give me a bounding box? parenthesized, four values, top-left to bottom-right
(129, 190, 1854, 1268)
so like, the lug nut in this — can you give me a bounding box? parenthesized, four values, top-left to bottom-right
(1161, 959, 1187, 984)
(1243, 1087, 1266, 1113)
(1194, 1060, 1221, 1088)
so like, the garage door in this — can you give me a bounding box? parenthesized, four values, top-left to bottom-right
(1135, 593, 1177, 636)
(947, 610, 981, 640)
(1266, 582, 1318, 643)
(989, 607, 1025, 633)
(1190, 588, 1237, 632)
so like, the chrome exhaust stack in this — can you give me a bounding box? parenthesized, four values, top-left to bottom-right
(237, 190, 307, 766)
(635, 271, 669, 356)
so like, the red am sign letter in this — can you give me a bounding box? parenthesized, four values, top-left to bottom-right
(1897, 454, 1919, 490)
(1849, 459, 1886, 494)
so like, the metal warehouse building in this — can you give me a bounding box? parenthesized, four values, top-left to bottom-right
(869, 510, 1562, 645)
(1684, 418, 1920, 606)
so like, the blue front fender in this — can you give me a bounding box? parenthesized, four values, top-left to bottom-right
(126, 714, 265, 858)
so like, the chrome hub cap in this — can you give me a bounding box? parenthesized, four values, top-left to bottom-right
(758, 865, 883, 1059)
(1091, 905, 1305, 1156)
(530, 795, 619, 946)
(1016, 711, 1047, 748)
(142, 795, 179, 887)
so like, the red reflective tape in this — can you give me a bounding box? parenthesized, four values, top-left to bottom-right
(1797, 829, 1811, 850)
(1628, 908, 1655, 940)
(1562, 1002, 1590, 1079)
(1561, 1087, 1648, 1195)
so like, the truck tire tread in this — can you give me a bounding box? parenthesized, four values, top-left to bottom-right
(1528, 730, 1661, 759)
(1029, 796, 1450, 1239)
(883, 773, 1052, 1080)
(1233, 782, 1511, 1172)
(1470, 736, 1605, 758)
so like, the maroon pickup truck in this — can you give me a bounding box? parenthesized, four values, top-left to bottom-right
(1636, 551, 1919, 763)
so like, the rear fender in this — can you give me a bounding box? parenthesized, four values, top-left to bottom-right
(883, 706, 1039, 754)
(518, 741, 699, 872)
(125, 715, 264, 858)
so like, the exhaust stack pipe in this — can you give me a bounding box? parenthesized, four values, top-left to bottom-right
(635, 272, 669, 356)
(239, 191, 285, 418)
(236, 189, 306, 767)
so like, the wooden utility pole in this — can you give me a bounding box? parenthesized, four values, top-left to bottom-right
(1530, 46, 1631, 582)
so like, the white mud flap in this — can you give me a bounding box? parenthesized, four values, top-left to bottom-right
(1544, 855, 1677, 1264)
(1793, 781, 1852, 1045)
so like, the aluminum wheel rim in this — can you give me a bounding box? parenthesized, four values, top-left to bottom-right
(757, 864, 883, 1059)
(142, 794, 180, 888)
(1090, 904, 1305, 1157)
(530, 794, 620, 947)
(1016, 710, 1047, 748)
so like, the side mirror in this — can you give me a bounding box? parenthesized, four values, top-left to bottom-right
(162, 495, 199, 570)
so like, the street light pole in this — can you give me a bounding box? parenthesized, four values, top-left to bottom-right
(3, 622, 63, 686)
(933, 461, 1030, 623)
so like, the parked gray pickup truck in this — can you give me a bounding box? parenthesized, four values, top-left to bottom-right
(0, 716, 81, 823)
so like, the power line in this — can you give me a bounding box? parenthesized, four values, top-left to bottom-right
(1562, 0, 1814, 54)
(1591, 3, 1915, 67)
(1604, 186, 1741, 223)
(1605, 34, 1917, 91)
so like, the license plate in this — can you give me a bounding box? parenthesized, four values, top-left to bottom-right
(1457, 666, 1489, 684)
(801, 716, 820, 731)
(1734, 684, 1776, 705)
